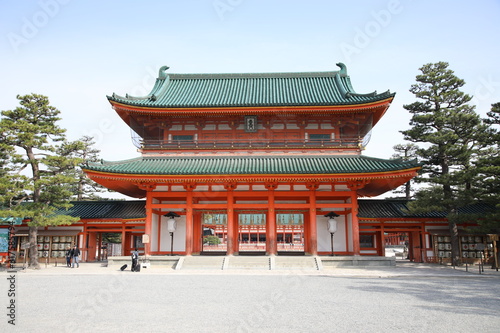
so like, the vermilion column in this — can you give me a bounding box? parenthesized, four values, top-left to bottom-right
(192, 212, 202, 254)
(266, 183, 277, 255)
(225, 183, 235, 255)
(380, 221, 386, 256)
(350, 191, 361, 255)
(81, 225, 88, 262)
(185, 185, 195, 255)
(144, 190, 153, 256)
(307, 183, 319, 255)
(121, 225, 126, 256)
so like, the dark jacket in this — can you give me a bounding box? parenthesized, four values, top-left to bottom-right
(131, 251, 139, 260)
(70, 248, 80, 257)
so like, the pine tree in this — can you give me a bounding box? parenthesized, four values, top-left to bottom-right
(0, 94, 83, 268)
(390, 143, 419, 199)
(473, 103, 500, 230)
(401, 62, 488, 266)
(66, 135, 108, 201)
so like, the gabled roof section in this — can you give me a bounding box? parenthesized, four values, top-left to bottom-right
(49, 200, 493, 221)
(54, 201, 145, 219)
(107, 63, 395, 109)
(83, 155, 420, 176)
(358, 199, 494, 219)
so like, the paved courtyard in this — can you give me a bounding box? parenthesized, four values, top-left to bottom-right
(1, 262, 500, 332)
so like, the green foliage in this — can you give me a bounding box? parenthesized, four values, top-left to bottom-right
(472, 103, 500, 231)
(400, 62, 491, 265)
(203, 235, 221, 245)
(0, 94, 85, 267)
(64, 135, 108, 200)
(390, 143, 419, 199)
(401, 62, 487, 208)
(102, 233, 122, 244)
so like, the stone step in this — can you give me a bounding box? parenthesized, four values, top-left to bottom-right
(227, 256, 270, 270)
(179, 255, 321, 270)
(181, 256, 225, 270)
(274, 256, 319, 270)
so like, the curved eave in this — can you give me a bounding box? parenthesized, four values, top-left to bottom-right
(108, 96, 394, 114)
(110, 96, 394, 130)
(83, 167, 420, 198)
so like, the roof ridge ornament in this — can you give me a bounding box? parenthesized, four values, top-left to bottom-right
(336, 62, 347, 76)
(158, 66, 170, 80)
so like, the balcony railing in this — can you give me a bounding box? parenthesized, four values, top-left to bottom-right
(139, 138, 362, 150)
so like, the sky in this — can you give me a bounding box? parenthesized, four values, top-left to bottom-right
(1, 0, 499, 199)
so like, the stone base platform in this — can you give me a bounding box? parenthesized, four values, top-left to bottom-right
(107, 255, 180, 270)
(320, 256, 396, 267)
(107, 255, 395, 270)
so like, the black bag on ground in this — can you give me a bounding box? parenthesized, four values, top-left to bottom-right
(120, 264, 127, 271)
(134, 263, 141, 272)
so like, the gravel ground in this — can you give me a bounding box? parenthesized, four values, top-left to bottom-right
(2, 265, 500, 333)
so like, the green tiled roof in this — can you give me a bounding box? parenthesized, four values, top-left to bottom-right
(50, 200, 493, 220)
(54, 201, 145, 219)
(358, 200, 494, 219)
(84, 155, 420, 176)
(108, 63, 395, 108)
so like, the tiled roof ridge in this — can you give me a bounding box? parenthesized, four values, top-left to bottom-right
(90, 154, 420, 166)
(84, 157, 142, 167)
(107, 63, 396, 108)
(82, 154, 421, 176)
(68, 200, 145, 204)
(166, 71, 340, 80)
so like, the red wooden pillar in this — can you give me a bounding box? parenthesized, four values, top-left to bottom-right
(411, 231, 422, 262)
(184, 184, 195, 255)
(266, 183, 277, 255)
(350, 191, 361, 255)
(233, 210, 239, 254)
(82, 224, 88, 262)
(124, 233, 132, 256)
(192, 212, 202, 254)
(144, 191, 153, 256)
(379, 221, 386, 256)
(307, 183, 319, 255)
(225, 183, 235, 255)
(121, 224, 126, 256)
(303, 212, 310, 253)
(156, 212, 162, 254)
(86, 232, 96, 261)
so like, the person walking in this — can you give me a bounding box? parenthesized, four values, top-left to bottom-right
(71, 246, 81, 268)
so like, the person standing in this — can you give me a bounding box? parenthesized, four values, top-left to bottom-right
(131, 248, 139, 272)
(65, 246, 72, 267)
(71, 246, 81, 268)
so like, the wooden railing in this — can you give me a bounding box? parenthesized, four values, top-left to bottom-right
(140, 138, 362, 150)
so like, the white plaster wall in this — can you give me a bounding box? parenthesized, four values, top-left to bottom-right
(194, 185, 209, 192)
(347, 214, 353, 252)
(158, 215, 186, 252)
(170, 186, 186, 192)
(317, 215, 347, 252)
(151, 217, 158, 252)
(154, 186, 169, 192)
